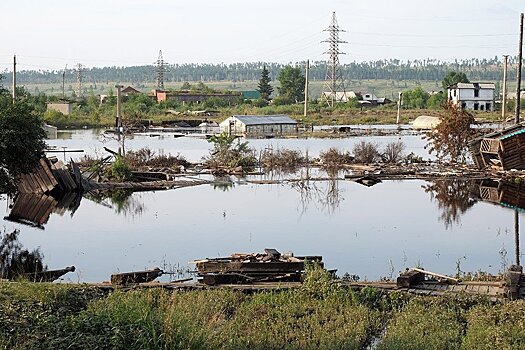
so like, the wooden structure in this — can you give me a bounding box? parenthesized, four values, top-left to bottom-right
(17, 157, 82, 194)
(193, 249, 323, 285)
(469, 123, 525, 170)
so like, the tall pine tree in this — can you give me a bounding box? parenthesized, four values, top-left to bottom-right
(257, 66, 273, 101)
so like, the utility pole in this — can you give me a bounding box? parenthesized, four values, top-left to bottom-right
(76, 63, 83, 98)
(516, 13, 524, 124)
(321, 12, 347, 107)
(12, 55, 16, 103)
(516, 209, 520, 266)
(396, 92, 402, 126)
(304, 59, 309, 117)
(62, 65, 67, 99)
(502, 55, 509, 122)
(115, 84, 123, 133)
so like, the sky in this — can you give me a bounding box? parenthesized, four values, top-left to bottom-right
(0, 0, 524, 72)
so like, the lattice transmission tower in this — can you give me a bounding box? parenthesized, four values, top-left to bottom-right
(321, 12, 347, 107)
(155, 50, 167, 90)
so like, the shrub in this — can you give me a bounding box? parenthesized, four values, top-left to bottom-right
(260, 148, 304, 171)
(319, 147, 353, 167)
(107, 155, 131, 181)
(382, 141, 405, 164)
(126, 147, 190, 169)
(353, 141, 381, 163)
(205, 133, 257, 168)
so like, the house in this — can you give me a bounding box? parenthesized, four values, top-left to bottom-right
(447, 83, 495, 111)
(46, 100, 73, 115)
(152, 89, 242, 105)
(122, 86, 142, 96)
(219, 115, 298, 137)
(321, 91, 359, 103)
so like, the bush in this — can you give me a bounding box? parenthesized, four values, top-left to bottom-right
(382, 141, 405, 163)
(126, 147, 190, 169)
(107, 155, 131, 181)
(260, 148, 304, 171)
(353, 141, 381, 163)
(205, 133, 257, 168)
(319, 147, 353, 167)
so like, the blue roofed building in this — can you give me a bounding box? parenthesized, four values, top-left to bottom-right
(219, 115, 298, 137)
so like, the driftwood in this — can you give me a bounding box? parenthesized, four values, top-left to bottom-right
(24, 266, 76, 282)
(111, 268, 163, 286)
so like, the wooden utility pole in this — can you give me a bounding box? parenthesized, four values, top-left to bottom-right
(12, 55, 16, 103)
(516, 13, 524, 124)
(62, 65, 67, 99)
(304, 60, 309, 117)
(115, 84, 123, 132)
(502, 55, 509, 122)
(396, 92, 402, 126)
(516, 209, 520, 266)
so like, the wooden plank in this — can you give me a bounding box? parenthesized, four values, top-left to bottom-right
(39, 158, 59, 187)
(36, 164, 55, 192)
(195, 261, 315, 274)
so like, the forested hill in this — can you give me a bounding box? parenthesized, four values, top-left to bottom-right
(6, 57, 520, 86)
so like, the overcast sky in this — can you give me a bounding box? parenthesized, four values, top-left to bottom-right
(0, 0, 523, 71)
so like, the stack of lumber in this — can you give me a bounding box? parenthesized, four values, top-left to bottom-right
(17, 157, 81, 194)
(192, 248, 323, 285)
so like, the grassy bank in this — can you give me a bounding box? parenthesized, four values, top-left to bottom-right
(2, 270, 525, 349)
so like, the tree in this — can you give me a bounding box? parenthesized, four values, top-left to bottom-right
(402, 86, 429, 109)
(257, 65, 273, 101)
(442, 71, 469, 92)
(0, 76, 46, 193)
(425, 102, 475, 164)
(277, 66, 305, 103)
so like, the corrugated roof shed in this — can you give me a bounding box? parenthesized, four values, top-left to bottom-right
(232, 115, 297, 125)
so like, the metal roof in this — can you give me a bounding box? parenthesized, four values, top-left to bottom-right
(231, 115, 297, 125)
(448, 82, 495, 90)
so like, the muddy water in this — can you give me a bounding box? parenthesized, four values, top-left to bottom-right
(1, 178, 521, 283)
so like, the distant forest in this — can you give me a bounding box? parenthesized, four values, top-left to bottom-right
(4, 57, 521, 88)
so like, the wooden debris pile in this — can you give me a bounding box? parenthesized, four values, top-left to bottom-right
(192, 248, 323, 285)
(17, 157, 86, 194)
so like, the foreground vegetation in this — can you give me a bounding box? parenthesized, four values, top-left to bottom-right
(2, 267, 525, 349)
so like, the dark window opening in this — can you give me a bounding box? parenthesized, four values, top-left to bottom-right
(486, 103, 491, 111)
(474, 103, 479, 110)
(461, 102, 467, 110)
(474, 89, 479, 98)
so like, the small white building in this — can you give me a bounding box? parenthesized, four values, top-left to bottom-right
(219, 115, 298, 137)
(47, 100, 73, 115)
(447, 82, 495, 111)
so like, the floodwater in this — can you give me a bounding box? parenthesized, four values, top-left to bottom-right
(1, 129, 520, 283)
(46, 127, 431, 163)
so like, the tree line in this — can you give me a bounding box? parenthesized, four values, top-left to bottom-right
(6, 57, 521, 87)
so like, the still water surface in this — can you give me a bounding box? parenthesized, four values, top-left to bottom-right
(2, 178, 521, 283)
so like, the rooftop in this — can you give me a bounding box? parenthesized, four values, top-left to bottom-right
(231, 115, 297, 125)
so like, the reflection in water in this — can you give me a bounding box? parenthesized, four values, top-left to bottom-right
(0, 229, 45, 279)
(473, 179, 525, 266)
(85, 190, 146, 217)
(423, 179, 477, 229)
(212, 176, 235, 192)
(4, 192, 82, 229)
(291, 168, 343, 215)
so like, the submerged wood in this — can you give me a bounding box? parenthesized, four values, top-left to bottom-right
(23, 266, 75, 282)
(111, 268, 164, 286)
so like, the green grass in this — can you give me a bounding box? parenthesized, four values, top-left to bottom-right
(1, 272, 524, 349)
